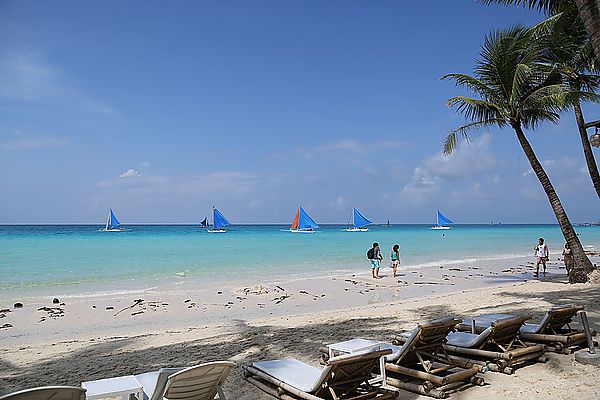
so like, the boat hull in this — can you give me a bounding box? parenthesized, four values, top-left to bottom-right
(207, 229, 227, 233)
(345, 227, 369, 232)
(430, 226, 451, 230)
(99, 228, 126, 232)
(287, 229, 315, 234)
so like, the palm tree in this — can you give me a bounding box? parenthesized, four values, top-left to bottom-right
(442, 25, 594, 282)
(483, 0, 600, 198)
(481, 0, 600, 66)
(544, 7, 600, 198)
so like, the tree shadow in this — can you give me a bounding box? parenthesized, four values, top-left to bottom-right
(0, 316, 422, 399)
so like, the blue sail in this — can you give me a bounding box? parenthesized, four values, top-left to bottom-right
(298, 207, 319, 229)
(437, 210, 453, 225)
(352, 208, 372, 228)
(109, 209, 121, 229)
(200, 217, 208, 227)
(213, 207, 230, 229)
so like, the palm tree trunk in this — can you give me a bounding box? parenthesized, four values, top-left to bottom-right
(574, 0, 600, 64)
(511, 121, 594, 282)
(573, 101, 600, 198)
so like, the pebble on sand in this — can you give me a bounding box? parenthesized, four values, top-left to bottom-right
(14, 302, 23, 309)
(53, 298, 60, 304)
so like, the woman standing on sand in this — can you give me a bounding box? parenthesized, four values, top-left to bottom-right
(562, 243, 574, 275)
(391, 244, 400, 277)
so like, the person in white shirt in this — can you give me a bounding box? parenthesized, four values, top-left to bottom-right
(534, 237, 549, 277)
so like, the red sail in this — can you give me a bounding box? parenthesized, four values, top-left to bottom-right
(290, 208, 300, 229)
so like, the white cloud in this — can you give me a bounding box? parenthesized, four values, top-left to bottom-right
(330, 195, 347, 209)
(0, 52, 117, 115)
(119, 168, 140, 178)
(399, 135, 497, 205)
(522, 168, 534, 176)
(99, 169, 260, 196)
(0, 136, 68, 151)
(314, 138, 406, 154)
(520, 156, 592, 198)
(272, 138, 408, 160)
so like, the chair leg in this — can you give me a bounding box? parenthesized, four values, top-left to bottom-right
(216, 387, 226, 400)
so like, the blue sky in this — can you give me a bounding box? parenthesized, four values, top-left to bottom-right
(0, 0, 598, 224)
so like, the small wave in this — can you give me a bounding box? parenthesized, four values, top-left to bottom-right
(400, 253, 534, 271)
(60, 287, 158, 299)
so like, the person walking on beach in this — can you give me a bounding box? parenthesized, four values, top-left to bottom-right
(390, 244, 400, 277)
(562, 242, 574, 275)
(534, 237, 549, 277)
(367, 242, 383, 279)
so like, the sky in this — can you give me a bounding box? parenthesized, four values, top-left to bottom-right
(0, 0, 598, 224)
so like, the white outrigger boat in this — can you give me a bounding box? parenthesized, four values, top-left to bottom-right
(99, 208, 126, 232)
(345, 208, 372, 232)
(286, 206, 318, 233)
(207, 206, 230, 233)
(430, 210, 453, 230)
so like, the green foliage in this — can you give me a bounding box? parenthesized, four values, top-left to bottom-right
(442, 18, 599, 155)
(479, 0, 567, 15)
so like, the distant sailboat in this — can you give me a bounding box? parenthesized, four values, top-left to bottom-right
(100, 208, 125, 232)
(208, 207, 230, 233)
(199, 217, 209, 229)
(345, 208, 372, 232)
(287, 207, 319, 233)
(431, 210, 453, 230)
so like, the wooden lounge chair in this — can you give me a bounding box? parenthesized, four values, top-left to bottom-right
(0, 387, 86, 400)
(134, 362, 235, 400)
(243, 349, 398, 400)
(443, 315, 547, 374)
(384, 317, 485, 399)
(457, 305, 595, 354)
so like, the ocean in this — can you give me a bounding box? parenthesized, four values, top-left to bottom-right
(1, 224, 599, 298)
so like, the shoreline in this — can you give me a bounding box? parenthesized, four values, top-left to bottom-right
(0, 253, 591, 346)
(0, 250, 578, 301)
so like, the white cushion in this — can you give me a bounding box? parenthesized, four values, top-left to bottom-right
(251, 359, 325, 393)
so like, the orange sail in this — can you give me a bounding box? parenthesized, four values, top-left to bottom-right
(290, 208, 300, 229)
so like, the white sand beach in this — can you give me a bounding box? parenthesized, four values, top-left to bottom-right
(1, 255, 599, 399)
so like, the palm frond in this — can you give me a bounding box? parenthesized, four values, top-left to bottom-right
(447, 96, 504, 123)
(477, 0, 563, 14)
(440, 73, 499, 100)
(443, 119, 503, 154)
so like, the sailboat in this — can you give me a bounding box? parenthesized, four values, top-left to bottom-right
(207, 207, 230, 233)
(199, 217, 209, 229)
(431, 210, 453, 230)
(345, 208, 372, 232)
(287, 206, 319, 233)
(100, 208, 125, 232)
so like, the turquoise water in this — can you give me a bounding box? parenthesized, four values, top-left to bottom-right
(1, 224, 599, 297)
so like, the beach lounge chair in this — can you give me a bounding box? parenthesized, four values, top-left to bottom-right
(443, 315, 547, 374)
(0, 387, 86, 400)
(380, 317, 485, 399)
(134, 362, 235, 400)
(457, 305, 595, 354)
(243, 349, 398, 399)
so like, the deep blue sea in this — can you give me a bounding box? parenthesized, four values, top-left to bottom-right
(1, 224, 599, 297)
